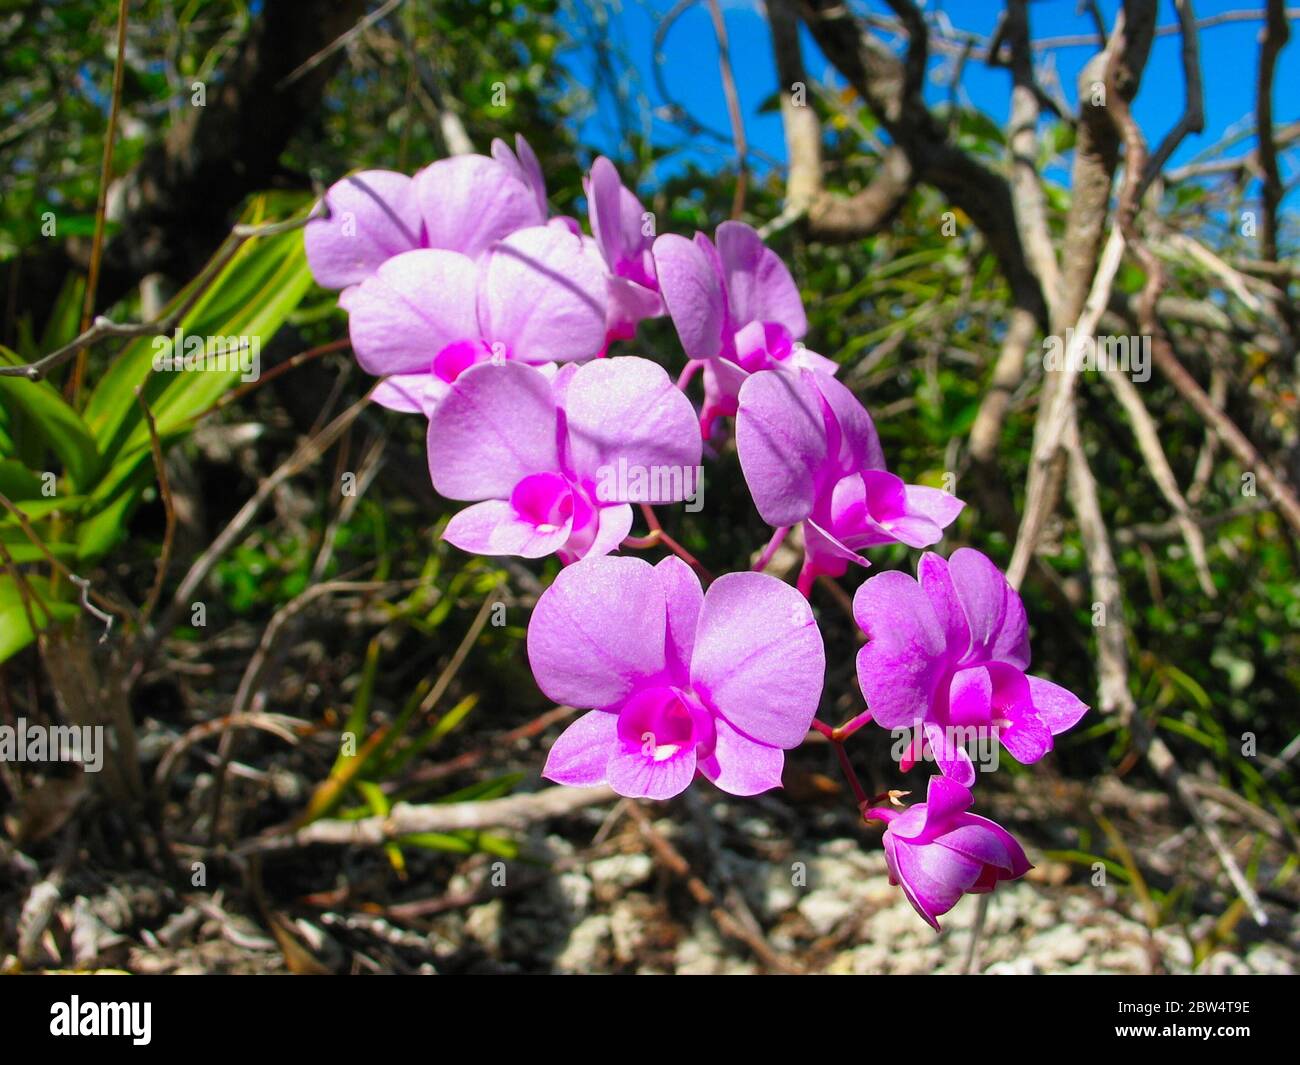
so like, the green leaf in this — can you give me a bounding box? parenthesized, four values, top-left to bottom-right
(63, 194, 314, 564)
(75, 462, 155, 562)
(0, 460, 45, 500)
(85, 193, 314, 456)
(0, 494, 88, 524)
(0, 528, 76, 562)
(397, 831, 519, 859)
(0, 348, 101, 490)
(39, 272, 87, 354)
(0, 575, 77, 663)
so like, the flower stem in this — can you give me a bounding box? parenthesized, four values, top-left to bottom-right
(676, 359, 702, 391)
(751, 525, 789, 572)
(811, 716, 870, 819)
(832, 740, 870, 815)
(833, 708, 873, 741)
(635, 505, 713, 583)
(795, 561, 815, 599)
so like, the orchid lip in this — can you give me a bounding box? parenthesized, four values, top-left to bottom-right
(433, 338, 497, 383)
(616, 685, 716, 763)
(510, 471, 574, 529)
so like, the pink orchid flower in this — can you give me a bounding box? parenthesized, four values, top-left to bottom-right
(867, 775, 1031, 930)
(491, 134, 549, 219)
(529, 555, 826, 799)
(427, 357, 701, 563)
(854, 549, 1089, 787)
(584, 156, 663, 344)
(736, 367, 965, 595)
(652, 220, 837, 435)
(338, 224, 608, 416)
(304, 140, 549, 289)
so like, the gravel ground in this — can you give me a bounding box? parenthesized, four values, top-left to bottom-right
(427, 825, 1297, 976)
(6, 776, 1296, 975)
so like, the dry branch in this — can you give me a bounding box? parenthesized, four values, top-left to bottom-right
(238, 785, 618, 854)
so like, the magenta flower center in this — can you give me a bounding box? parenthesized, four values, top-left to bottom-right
(433, 339, 498, 383)
(616, 686, 716, 762)
(733, 320, 794, 372)
(615, 251, 656, 291)
(510, 472, 574, 532)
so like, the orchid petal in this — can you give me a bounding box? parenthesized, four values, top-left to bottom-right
(526, 555, 667, 709)
(426, 361, 558, 500)
(690, 572, 825, 748)
(305, 170, 422, 289)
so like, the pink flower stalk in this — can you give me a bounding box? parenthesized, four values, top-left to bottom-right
(529, 555, 826, 798)
(338, 224, 608, 416)
(652, 221, 836, 435)
(735, 367, 965, 595)
(854, 549, 1089, 786)
(585, 156, 663, 344)
(304, 140, 549, 289)
(427, 357, 700, 563)
(867, 775, 1031, 930)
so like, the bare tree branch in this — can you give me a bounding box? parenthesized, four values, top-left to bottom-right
(1256, 0, 1294, 325)
(1100, 368, 1216, 596)
(238, 785, 618, 853)
(798, 0, 1048, 326)
(1141, 0, 1204, 190)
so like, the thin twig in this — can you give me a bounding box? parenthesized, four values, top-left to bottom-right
(1007, 227, 1126, 589)
(705, 0, 749, 218)
(416, 586, 503, 717)
(70, 0, 129, 402)
(1099, 369, 1216, 596)
(200, 338, 348, 419)
(1030, 7, 1299, 51)
(135, 388, 373, 673)
(1140, 0, 1203, 192)
(154, 712, 309, 796)
(0, 490, 134, 627)
(276, 0, 404, 90)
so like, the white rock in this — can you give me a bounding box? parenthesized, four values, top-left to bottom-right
(588, 853, 654, 892)
(985, 957, 1039, 975)
(1097, 942, 1152, 974)
(609, 901, 646, 965)
(798, 890, 855, 936)
(464, 900, 503, 952)
(1197, 950, 1250, 975)
(556, 872, 593, 913)
(553, 915, 611, 974)
(1153, 927, 1194, 972)
(1245, 944, 1296, 975)
(762, 864, 801, 917)
(1025, 925, 1089, 966)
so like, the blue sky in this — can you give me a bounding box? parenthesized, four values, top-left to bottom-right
(563, 0, 1299, 192)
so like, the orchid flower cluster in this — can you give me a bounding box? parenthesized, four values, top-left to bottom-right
(305, 136, 1089, 931)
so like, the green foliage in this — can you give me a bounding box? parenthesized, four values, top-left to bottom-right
(0, 194, 312, 662)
